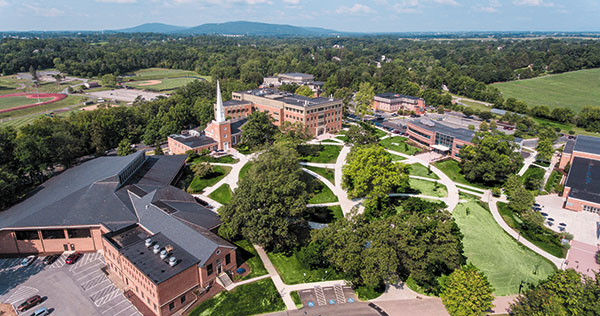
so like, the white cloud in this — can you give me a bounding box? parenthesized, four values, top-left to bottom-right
(433, 0, 458, 6)
(336, 3, 375, 14)
(172, 0, 270, 5)
(283, 0, 299, 4)
(475, 0, 500, 13)
(394, 0, 459, 13)
(513, 0, 554, 7)
(0, 1, 8, 7)
(96, 0, 136, 3)
(23, 4, 64, 17)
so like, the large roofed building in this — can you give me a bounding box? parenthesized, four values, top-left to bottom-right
(406, 118, 475, 159)
(372, 92, 426, 114)
(0, 151, 237, 316)
(262, 72, 324, 96)
(562, 135, 600, 213)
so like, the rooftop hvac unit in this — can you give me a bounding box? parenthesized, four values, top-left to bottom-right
(160, 249, 168, 259)
(144, 238, 152, 247)
(153, 244, 161, 254)
(169, 256, 177, 267)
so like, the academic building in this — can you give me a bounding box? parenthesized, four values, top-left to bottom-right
(560, 135, 600, 213)
(0, 151, 237, 316)
(372, 92, 426, 114)
(406, 119, 475, 159)
(262, 72, 324, 96)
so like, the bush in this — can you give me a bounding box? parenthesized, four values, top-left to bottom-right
(296, 242, 327, 269)
(596, 251, 600, 264)
(492, 187, 501, 197)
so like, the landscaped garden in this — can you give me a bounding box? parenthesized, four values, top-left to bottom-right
(408, 163, 439, 179)
(303, 165, 335, 184)
(305, 205, 344, 223)
(208, 184, 233, 205)
(521, 165, 546, 191)
(187, 165, 231, 193)
(379, 136, 421, 155)
(301, 173, 338, 204)
(190, 154, 239, 164)
(407, 178, 447, 198)
(238, 161, 254, 181)
(233, 239, 268, 281)
(433, 159, 489, 189)
(188, 279, 284, 316)
(267, 251, 345, 285)
(297, 144, 341, 163)
(544, 170, 563, 193)
(453, 201, 555, 295)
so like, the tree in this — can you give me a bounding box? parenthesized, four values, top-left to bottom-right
(442, 264, 495, 316)
(504, 174, 522, 198)
(117, 138, 135, 156)
(489, 120, 497, 130)
(218, 142, 308, 251)
(345, 124, 378, 146)
(536, 139, 554, 162)
(479, 122, 489, 132)
(354, 82, 375, 120)
(52, 73, 63, 86)
(240, 111, 279, 149)
(191, 162, 213, 178)
(101, 74, 118, 87)
(333, 87, 353, 114)
(509, 186, 535, 213)
(463, 107, 475, 117)
(294, 85, 313, 97)
(154, 143, 164, 155)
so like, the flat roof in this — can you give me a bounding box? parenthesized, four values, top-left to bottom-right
(223, 100, 251, 107)
(169, 134, 217, 149)
(566, 157, 600, 205)
(410, 119, 475, 143)
(574, 135, 600, 156)
(564, 139, 575, 154)
(238, 88, 339, 108)
(278, 72, 314, 79)
(375, 92, 420, 101)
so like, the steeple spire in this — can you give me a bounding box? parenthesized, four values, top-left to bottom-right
(216, 80, 225, 123)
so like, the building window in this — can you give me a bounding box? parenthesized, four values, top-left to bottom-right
(154, 304, 157, 311)
(41, 229, 65, 239)
(216, 249, 221, 255)
(180, 295, 186, 304)
(225, 253, 231, 265)
(583, 205, 600, 214)
(408, 127, 431, 139)
(169, 302, 175, 311)
(67, 229, 91, 239)
(207, 264, 213, 276)
(15, 230, 39, 240)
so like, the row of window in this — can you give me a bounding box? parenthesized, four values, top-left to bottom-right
(408, 127, 432, 140)
(583, 205, 600, 214)
(15, 229, 91, 241)
(206, 253, 231, 276)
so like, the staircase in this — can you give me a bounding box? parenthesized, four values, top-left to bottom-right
(334, 284, 346, 304)
(217, 273, 233, 289)
(314, 286, 327, 306)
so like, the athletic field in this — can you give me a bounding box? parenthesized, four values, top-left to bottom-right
(132, 68, 211, 81)
(491, 68, 600, 112)
(0, 96, 54, 110)
(453, 201, 555, 295)
(126, 77, 202, 91)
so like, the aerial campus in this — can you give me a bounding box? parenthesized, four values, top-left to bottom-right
(1, 3, 600, 316)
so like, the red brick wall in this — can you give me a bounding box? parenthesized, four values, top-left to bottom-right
(198, 247, 237, 287)
(0, 231, 18, 253)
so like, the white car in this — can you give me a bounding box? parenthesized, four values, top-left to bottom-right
(21, 255, 36, 267)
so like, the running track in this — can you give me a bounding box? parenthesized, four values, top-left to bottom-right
(0, 93, 67, 113)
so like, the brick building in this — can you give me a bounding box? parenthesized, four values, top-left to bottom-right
(406, 119, 475, 159)
(372, 93, 426, 114)
(561, 135, 600, 213)
(0, 151, 237, 316)
(262, 72, 324, 96)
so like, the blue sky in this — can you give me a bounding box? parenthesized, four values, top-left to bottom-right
(0, 0, 598, 32)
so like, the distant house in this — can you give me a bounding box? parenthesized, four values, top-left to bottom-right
(84, 82, 100, 89)
(372, 93, 426, 114)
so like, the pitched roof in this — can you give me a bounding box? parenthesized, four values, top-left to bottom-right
(566, 157, 600, 204)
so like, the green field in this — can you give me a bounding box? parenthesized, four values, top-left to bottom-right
(187, 165, 232, 193)
(233, 239, 268, 281)
(127, 77, 202, 91)
(408, 163, 439, 179)
(303, 165, 335, 184)
(453, 201, 555, 295)
(132, 68, 211, 81)
(297, 145, 341, 163)
(491, 68, 600, 112)
(208, 184, 233, 205)
(379, 136, 421, 155)
(301, 173, 338, 204)
(434, 159, 490, 189)
(267, 251, 345, 285)
(407, 178, 447, 198)
(238, 162, 255, 181)
(0, 96, 54, 110)
(0, 95, 89, 128)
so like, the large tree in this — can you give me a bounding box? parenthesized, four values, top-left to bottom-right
(535, 138, 554, 163)
(442, 264, 495, 316)
(354, 82, 375, 120)
(345, 124, 378, 146)
(218, 142, 308, 251)
(117, 138, 135, 156)
(240, 111, 279, 149)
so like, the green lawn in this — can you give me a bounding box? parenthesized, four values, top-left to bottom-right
(187, 165, 232, 193)
(127, 77, 201, 91)
(433, 159, 489, 189)
(379, 136, 420, 155)
(522, 165, 545, 182)
(239, 162, 254, 181)
(545, 170, 562, 193)
(290, 291, 303, 308)
(497, 202, 567, 258)
(301, 173, 338, 204)
(267, 251, 345, 285)
(453, 201, 555, 296)
(303, 165, 335, 184)
(305, 205, 344, 223)
(391, 154, 407, 162)
(408, 163, 439, 179)
(191, 155, 238, 164)
(0, 96, 54, 110)
(531, 116, 600, 137)
(0, 95, 89, 127)
(491, 68, 600, 112)
(407, 178, 447, 198)
(208, 184, 233, 205)
(233, 239, 268, 281)
(133, 68, 211, 81)
(336, 135, 349, 142)
(188, 279, 285, 316)
(456, 98, 493, 112)
(298, 145, 341, 163)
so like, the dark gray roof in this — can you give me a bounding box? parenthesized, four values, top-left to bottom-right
(230, 118, 247, 135)
(564, 139, 576, 154)
(239, 88, 338, 107)
(566, 157, 600, 204)
(412, 119, 475, 143)
(169, 134, 217, 149)
(279, 72, 313, 79)
(223, 100, 251, 107)
(375, 92, 420, 101)
(574, 135, 600, 156)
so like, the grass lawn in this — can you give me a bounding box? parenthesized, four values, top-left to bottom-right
(303, 165, 335, 184)
(305, 205, 344, 223)
(233, 239, 268, 281)
(545, 170, 562, 193)
(497, 202, 567, 258)
(408, 163, 439, 179)
(453, 201, 555, 295)
(208, 184, 233, 205)
(456, 98, 493, 112)
(133, 68, 211, 81)
(191, 155, 239, 164)
(0, 96, 54, 110)
(301, 173, 338, 204)
(290, 291, 303, 308)
(522, 165, 545, 182)
(531, 116, 600, 137)
(391, 154, 407, 162)
(336, 135, 349, 142)
(187, 165, 232, 193)
(298, 144, 341, 163)
(491, 68, 600, 112)
(379, 136, 420, 155)
(433, 159, 490, 189)
(320, 139, 340, 144)
(267, 251, 345, 285)
(239, 162, 254, 181)
(128, 77, 200, 91)
(407, 178, 447, 198)
(0, 95, 89, 127)
(188, 278, 285, 316)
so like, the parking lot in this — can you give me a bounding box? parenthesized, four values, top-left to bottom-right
(0, 252, 141, 316)
(297, 285, 357, 308)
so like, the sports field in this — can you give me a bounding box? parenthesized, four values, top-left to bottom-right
(0, 96, 54, 110)
(491, 68, 600, 112)
(126, 77, 201, 91)
(132, 68, 211, 81)
(452, 201, 555, 295)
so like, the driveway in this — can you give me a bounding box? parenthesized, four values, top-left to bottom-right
(535, 194, 600, 245)
(0, 252, 140, 316)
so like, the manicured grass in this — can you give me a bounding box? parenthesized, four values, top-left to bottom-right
(0, 95, 89, 127)
(456, 98, 493, 112)
(433, 159, 489, 189)
(545, 170, 562, 193)
(305, 205, 344, 223)
(336, 135, 349, 142)
(453, 201, 555, 295)
(0, 96, 54, 110)
(522, 165, 545, 182)
(355, 284, 385, 300)
(408, 178, 447, 198)
(238, 162, 254, 181)
(301, 173, 338, 204)
(531, 116, 599, 137)
(290, 291, 303, 308)
(133, 68, 211, 81)
(491, 68, 600, 112)
(127, 77, 200, 91)
(391, 154, 407, 161)
(267, 251, 345, 285)
(233, 239, 268, 281)
(303, 165, 335, 184)
(408, 163, 439, 179)
(379, 136, 420, 155)
(208, 184, 233, 205)
(191, 155, 239, 164)
(298, 144, 341, 163)
(188, 278, 285, 316)
(187, 165, 231, 193)
(497, 202, 567, 258)
(320, 139, 340, 144)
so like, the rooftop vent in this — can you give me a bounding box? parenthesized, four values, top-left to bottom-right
(153, 244, 161, 254)
(160, 249, 168, 259)
(165, 244, 174, 253)
(168, 256, 177, 267)
(144, 238, 152, 247)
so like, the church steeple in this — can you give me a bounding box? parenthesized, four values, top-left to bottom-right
(216, 80, 225, 123)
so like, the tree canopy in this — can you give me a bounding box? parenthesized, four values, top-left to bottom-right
(240, 111, 279, 149)
(442, 264, 495, 316)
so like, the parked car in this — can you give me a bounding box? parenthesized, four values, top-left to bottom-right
(533, 203, 541, 208)
(393, 130, 400, 134)
(43, 254, 60, 265)
(65, 252, 82, 264)
(17, 295, 41, 312)
(30, 306, 49, 316)
(21, 255, 36, 267)
(540, 212, 548, 217)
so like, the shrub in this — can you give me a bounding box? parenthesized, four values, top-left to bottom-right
(492, 187, 501, 197)
(596, 251, 600, 264)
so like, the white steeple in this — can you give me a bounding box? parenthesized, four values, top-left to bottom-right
(216, 80, 225, 123)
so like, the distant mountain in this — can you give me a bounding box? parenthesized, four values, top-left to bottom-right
(115, 21, 341, 36)
(116, 23, 188, 34)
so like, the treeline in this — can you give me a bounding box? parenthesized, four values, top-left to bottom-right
(0, 80, 253, 210)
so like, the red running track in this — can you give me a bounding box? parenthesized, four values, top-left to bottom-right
(0, 93, 67, 113)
